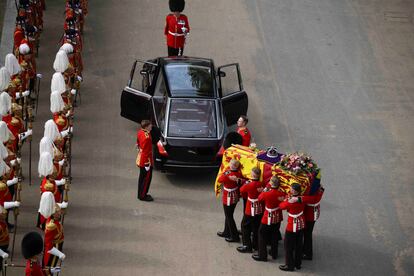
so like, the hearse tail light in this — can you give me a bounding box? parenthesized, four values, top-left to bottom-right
(157, 141, 168, 157)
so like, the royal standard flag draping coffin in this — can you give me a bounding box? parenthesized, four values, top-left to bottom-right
(214, 145, 264, 197)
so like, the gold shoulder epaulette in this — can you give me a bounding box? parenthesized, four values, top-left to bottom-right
(44, 181, 54, 191)
(46, 220, 57, 231)
(0, 181, 7, 191)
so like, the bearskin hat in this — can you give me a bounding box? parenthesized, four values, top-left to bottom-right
(19, 0, 30, 8)
(169, 0, 185, 12)
(223, 132, 243, 149)
(21, 232, 43, 259)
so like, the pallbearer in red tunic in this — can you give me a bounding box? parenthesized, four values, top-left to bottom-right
(237, 167, 265, 253)
(253, 176, 285, 261)
(136, 120, 153, 201)
(279, 183, 306, 272)
(236, 115, 251, 147)
(216, 159, 243, 242)
(300, 183, 324, 260)
(165, 0, 190, 56)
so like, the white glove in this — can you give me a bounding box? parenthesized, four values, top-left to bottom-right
(17, 157, 21, 164)
(23, 90, 30, 97)
(60, 129, 69, 138)
(65, 111, 72, 117)
(55, 178, 66, 186)
(10, 159, 17, 166)
(50, 267, 61, 274)
(57, 201, 68, 209)
(36, 73, 42, 79)
(48, 247, 66, 260)
(76, 75, 83, 82)
(19, 129, 33, 141)
(58, 159, 65, 166)
(145, 165, 150, 172)
(0, 248, 8, 259)
(4, 201, 20, 209)
(70, 89, 77, 95)
(7, 177, 18, 186)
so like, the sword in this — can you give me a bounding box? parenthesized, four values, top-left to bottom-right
(35, 74, 41, 115)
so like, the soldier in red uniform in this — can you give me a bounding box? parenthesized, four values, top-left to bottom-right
(237, 167, 265, 253)
(252, 176, 285, 261)
(43, 206, 64, 268)
(13, 16, 27, 55)
(136, 120, 153, 201)
(236, 115, 251, 147)
(279, 183, 305, 271)
(297, 184, 325, 260)
(216, 159, 243, 242)
(22, 231, 45, 276)
(165, 0, 190, 56)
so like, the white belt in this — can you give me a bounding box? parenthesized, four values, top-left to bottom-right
(265, 207, 279, 225)
(168, 31, 185, 37)
(288, 211, 303, 232)
(248, 197, 259, 216)
(307, 201, 321, 220)
(224, 187, 238, 206)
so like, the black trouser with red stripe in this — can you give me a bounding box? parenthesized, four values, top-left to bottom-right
(284, 230, 304, 269)
(222, 204, 239, 240)
(241, 214, 262, 250)
(138, 166, 152, 199)
(258, 222, 281, 259)
(303, 220, 315, 258)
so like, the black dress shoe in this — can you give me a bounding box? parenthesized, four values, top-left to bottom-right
(303, 254, 312, 260)
(139, 195, 154, 202)
(217, 231, 228, 238)
(295, 265, 301, 270)
(236, 246, 252, 253)
(252, 254, 267, 262)
(279, 265, 294, 272)
(225, 237, 240, 243)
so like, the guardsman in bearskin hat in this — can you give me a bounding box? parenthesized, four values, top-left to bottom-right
(165, 0, 190, 56)
(216, 159, 243, 242)
(22, 231, 45, 275)
(253, 176, 285, 261)
(136, 120, 154, 201)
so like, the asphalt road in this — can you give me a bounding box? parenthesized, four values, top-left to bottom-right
(4, 0, 414, 275)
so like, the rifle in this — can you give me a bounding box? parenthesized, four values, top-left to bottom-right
(10, 149, 22, 262)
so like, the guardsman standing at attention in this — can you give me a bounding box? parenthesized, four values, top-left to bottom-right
(237, 167, 265, 253)
(22, 231, 45, 276)
(165, 0, 190, 56)
(217, 159, 243, 242)
(236, 115, 251, 147)
(279, 183, 305, 272)
(43, 205, 64, 269)
(136, 120, 153, 202)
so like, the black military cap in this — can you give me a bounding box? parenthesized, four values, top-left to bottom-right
(223, 132, 243, 149)
(65, 28, 79, 39)
(16, 16, 27, 25)
(19, 0, 30, 8)
(21, 232, 43, 259)
(169, 0, 185, 12)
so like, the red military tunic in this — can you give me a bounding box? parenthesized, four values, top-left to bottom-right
(240, 179, 265, 216)
(14, 27, 25, 54)
(237, 127, 251, 147)
(218, 168, 243, 206)
(0, 181, 13, 206)
(279, 199, 305, 232)
(258, 188, 285, 225)
(302, 187, 324, 222)
(43, 218, 64, 265)
(164, 14, 190, 49)
(0, 221, 9, 247)
(25, 259, 45, 276)
(40, 178, 61, 203)
(136, 129, 153, 167)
